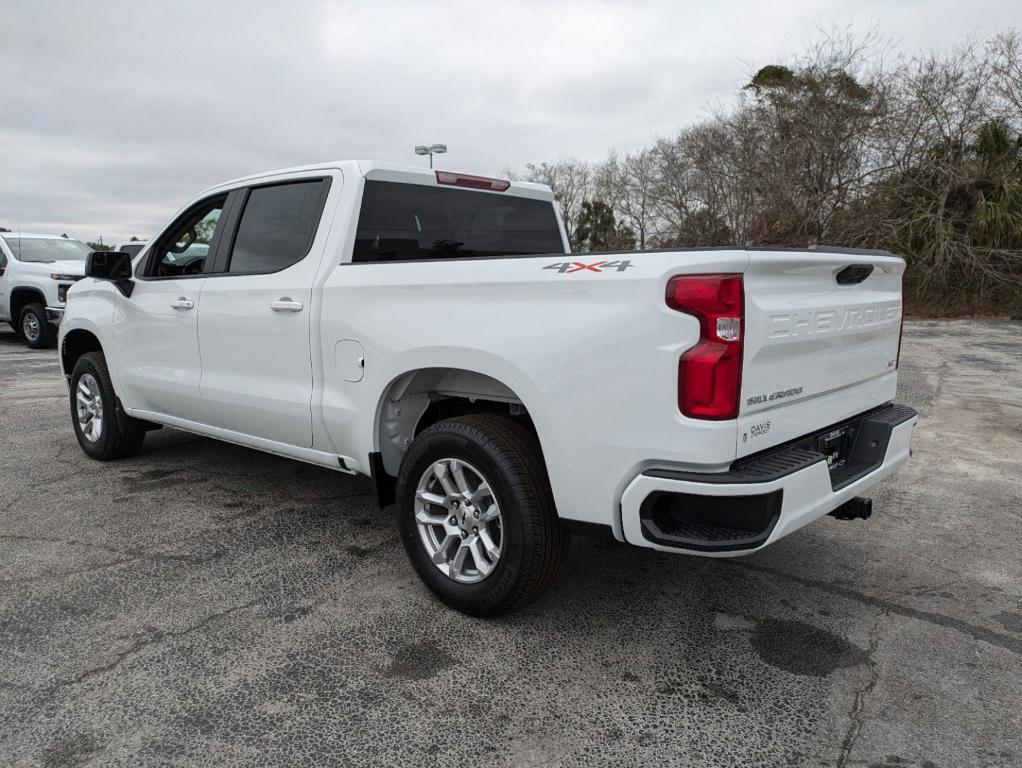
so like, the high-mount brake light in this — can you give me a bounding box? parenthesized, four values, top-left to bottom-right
(666, 274, 744, 420)
(435, 171, 511, 192)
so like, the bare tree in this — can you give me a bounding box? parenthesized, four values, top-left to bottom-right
(515, 159, 593, 250)
(598, 150, 659, 249)
(512, 27, 1022, 314)
(990, 30, 1022, 125)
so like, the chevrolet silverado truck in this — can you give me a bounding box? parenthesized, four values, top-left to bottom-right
(1, 232, 90, 348)
(58, 160, 917, 615)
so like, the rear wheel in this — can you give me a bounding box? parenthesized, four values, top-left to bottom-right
(20, 303, 55, 349)
(70, 352, 145, 460)
(396, 415, 568, 616)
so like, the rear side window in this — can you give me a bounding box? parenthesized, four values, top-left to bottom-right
(353, 181, 563, 263)
(227, 180, 327, 274)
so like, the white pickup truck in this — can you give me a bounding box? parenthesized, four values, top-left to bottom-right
(59, 160, 917, 615)
(0, 232, 90, 348)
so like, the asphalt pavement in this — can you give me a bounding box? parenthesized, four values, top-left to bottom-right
(1, 320, 1019, 767)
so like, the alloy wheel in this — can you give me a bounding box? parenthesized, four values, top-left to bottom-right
(22, 313, 40, 343)
(414, 458, 503, 584)
(75, 373, 104, 443)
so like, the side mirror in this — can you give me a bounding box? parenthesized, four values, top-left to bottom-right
(85, 251, 134, 297)
(85, 251, 133, 280)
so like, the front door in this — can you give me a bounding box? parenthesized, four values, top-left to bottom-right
(115, 195, 226, 418)
(197, 178, 332, 448)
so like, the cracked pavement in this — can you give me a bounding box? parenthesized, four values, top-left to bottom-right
(1, 321, 1020, 767)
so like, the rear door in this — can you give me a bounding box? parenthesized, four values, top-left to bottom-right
(737, 248, 904, 458)
(197, 175, 334, 448)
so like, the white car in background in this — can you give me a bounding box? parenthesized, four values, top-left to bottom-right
(0, 232, 91, 348)
(114, 241, 148, 259)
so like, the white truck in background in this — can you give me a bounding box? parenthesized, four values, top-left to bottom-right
(0, 232, 90, 348)
(57, 160, 917, 615)
(114, 241, 148, 259)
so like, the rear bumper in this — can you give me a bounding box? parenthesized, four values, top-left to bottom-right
(620, 404, 918, 556)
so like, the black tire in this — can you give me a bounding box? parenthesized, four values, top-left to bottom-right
(69, 351, 146, 460)
(396, 414, 569, 617)
(19, 303, 55, 349)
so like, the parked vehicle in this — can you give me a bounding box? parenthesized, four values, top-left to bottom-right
(58, 161, 917, 615)
(114, 241, 148, 259)
(0, 232, 90, 348)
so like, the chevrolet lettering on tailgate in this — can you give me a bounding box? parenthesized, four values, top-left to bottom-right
(768, 302, 900, 339)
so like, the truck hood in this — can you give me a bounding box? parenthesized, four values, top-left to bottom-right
(20, 259, 87, 277)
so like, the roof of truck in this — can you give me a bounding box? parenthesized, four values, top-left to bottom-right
(0, 232, 83, 240)
(202, 160, 553, 199)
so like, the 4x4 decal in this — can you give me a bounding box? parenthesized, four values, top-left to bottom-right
(543, 259, 635, 274)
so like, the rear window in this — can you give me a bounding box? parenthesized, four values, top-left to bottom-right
(353, 181, 563, 263)
(120, 244, 144, 258)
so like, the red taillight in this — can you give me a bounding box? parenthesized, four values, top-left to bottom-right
(667, 274, 744, 420)
(435, 171, 511, 192)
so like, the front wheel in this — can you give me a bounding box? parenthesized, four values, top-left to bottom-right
(396, 415, 569, 616)
(70, 352, 145, 460)
(20, 303, 55, 349)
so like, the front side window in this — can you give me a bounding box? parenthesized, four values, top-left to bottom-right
(352, 181, 564, 263)
(226, 180, 326, 274)
(147, 197, 224, 277)
(2, 237, 91, 263)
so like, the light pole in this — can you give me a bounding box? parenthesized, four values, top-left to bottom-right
(414, 143, 447, 169)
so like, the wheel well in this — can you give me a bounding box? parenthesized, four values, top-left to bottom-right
(10, 287, 46, 322)
(61, 330, 103, 377)
(376, 368, 538, 479)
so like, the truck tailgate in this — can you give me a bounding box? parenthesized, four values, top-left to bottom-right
(737, 249, 904, 458)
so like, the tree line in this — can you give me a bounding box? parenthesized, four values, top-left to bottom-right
(511, 29, 1022, 315)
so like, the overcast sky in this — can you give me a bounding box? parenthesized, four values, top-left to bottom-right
(1, 0, 1017, 244)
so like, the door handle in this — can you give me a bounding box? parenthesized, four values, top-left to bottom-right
(171, 298, 194, 310)
(270, 299, 304, 313)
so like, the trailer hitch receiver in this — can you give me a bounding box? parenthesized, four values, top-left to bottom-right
(829, 496, 873, 521)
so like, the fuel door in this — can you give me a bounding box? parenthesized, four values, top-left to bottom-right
(335, 339, 365, 382)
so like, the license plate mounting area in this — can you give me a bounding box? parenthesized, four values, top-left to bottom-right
(816, 425, 857, 470)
